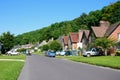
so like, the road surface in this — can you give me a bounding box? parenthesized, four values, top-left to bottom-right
(18, 54, 120, 80)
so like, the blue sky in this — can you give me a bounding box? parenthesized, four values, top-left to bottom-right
(0, 0, 118, 36)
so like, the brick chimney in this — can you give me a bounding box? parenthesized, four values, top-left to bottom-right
(100, 20, 110, 27)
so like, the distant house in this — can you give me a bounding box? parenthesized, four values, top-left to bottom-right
(91, 20, 120, 42)
(91, 21, 110, 42)
(48, 37, 54, 43)
(21, 44, 33, 49)
(65, 30, 89, 50)
(39, 40, 47, 47)
(63, 36, 69, 50)
(62, 20, 120, 51)
(78, 30, 90, 51)
(105, 21, 120, 42)
(81, 30, 91, 43)
(57, 36, 64, 50)
(68, 32, 79, 50)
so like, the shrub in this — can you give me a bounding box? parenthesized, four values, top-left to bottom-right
(49, 40, 62, 52)
(116, 50, 120, 56)
(41, 44, 49, 51)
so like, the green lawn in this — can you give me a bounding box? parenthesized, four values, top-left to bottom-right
(0, 61, 24, 80)
(0, 54, 26, 59)
(0, 54, 26, 80)
(57, 56, 120, 69)
(33, 51, 45, 56)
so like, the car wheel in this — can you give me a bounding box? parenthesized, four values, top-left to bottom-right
(87, 53, 91, 57)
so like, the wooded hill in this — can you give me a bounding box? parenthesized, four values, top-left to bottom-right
(15, 1, 120, 45)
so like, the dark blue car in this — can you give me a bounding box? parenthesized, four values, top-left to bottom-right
(45, 51, 56, 57)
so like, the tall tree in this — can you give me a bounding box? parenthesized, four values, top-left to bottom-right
(73, 13, 88, 26)
(0, 32, 14, 54)
(101, 1, 120, 23)
(14, 1, 120, 45)
(49, 40, 62, 51)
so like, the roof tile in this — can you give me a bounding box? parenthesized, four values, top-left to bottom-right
(106, 22, 120, 37)
(70, 32, 79, 43)
(92, 26, 108, 37)
(63, 36, 68, 45)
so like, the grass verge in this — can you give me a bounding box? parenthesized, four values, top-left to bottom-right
(0, 54, 26, 80)
(0, 54, 26, 60)
(0, 61, 24, 80)
(57, 56, 120, 69)
(33, 51, 44, 56)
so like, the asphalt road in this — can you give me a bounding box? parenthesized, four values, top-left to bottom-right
(18, 54, 120, 80)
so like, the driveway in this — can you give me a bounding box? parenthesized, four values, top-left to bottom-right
(18, 54, 120, 80)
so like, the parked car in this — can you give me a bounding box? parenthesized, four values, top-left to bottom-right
(56, 51, 61, 56)
(56, 50, 78, 56)
(45, 51, 56, 57)
(7, 49, 20, 56)
(83, 48, 103, 57)
(55, 51, 66, 56)
(59, 51, 66, 56)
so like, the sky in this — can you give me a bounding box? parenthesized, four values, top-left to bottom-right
(0, 0, 118, 36)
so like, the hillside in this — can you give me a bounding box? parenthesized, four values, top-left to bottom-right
(15, 1, 120, 45)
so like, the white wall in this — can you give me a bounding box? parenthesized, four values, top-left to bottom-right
(77, 42, 82, 49)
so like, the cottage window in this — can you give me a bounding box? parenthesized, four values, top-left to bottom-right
(118, 33, 120, 40)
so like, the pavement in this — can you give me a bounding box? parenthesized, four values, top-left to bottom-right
(18, 54, 120, 80)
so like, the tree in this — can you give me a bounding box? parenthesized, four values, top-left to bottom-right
(41, 44, 49, 51)
(101, 1, 120, 23)
(86, 10, 102, 26)
(117, 41, 120, 46)
(49, 40, 62, 52)
(63, 22, 72, 35)
(0, 32, 14, 54)
(73, 13, 88, 26)
(94, 37, 115, 56)
(14, 1, 120, 45)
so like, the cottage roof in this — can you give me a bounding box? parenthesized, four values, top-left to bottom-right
(106, 22, 120, 37)
(70, 32, 79, 43)
(80, 30, 90, 39)
(63, 36, 68, 45)
(79, 31, 84, 42)
(92, 26, 108, 37)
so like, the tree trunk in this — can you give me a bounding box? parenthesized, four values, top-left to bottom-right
(105, 49, 108, 56)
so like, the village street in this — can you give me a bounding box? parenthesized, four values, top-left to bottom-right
(18, 54, 120, 80)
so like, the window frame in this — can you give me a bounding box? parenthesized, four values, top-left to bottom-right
(118, 33, 120, 40)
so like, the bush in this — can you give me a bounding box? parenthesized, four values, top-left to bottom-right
(116, 50, 120, 56)
(49, 40, 62, 52)
(41, 44, 49, 51)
